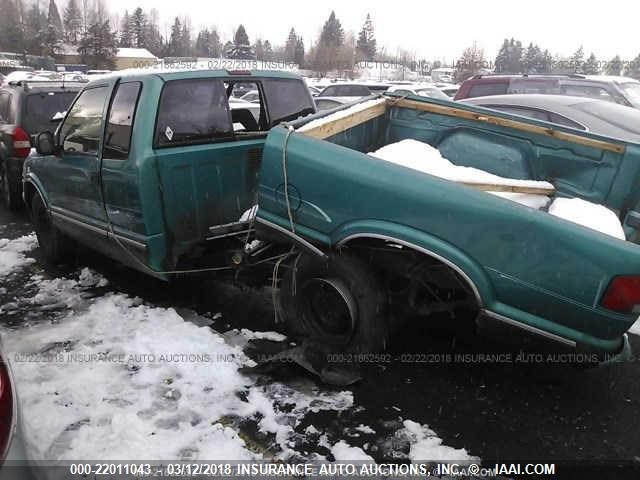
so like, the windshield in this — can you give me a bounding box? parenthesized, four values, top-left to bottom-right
(619, 82, 640, 108)
(23, 91, 78, 135)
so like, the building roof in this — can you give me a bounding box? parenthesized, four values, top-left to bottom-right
(116, 48, 157, 59)
(57, 44, 157, 60)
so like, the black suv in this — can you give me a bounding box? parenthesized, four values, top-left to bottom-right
(0, 80, 82, 209)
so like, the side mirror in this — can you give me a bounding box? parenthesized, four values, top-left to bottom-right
(35, 131, 57, 155)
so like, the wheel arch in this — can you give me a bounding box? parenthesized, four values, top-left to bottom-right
(332, 222, 495, 309)
(22, 173, 49, 210)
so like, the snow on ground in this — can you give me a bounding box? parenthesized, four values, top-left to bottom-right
(330, 441, 374, 461)
(401, 420, 478, 462)
(298, 98, 387, 133)
(0, 234, 38, 278)
(0, 233, 477, 463)
(548, 197, 626, 240)
(1, 271, 360, 461)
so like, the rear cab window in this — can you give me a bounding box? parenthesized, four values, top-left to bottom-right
(155, 78, 233, 147)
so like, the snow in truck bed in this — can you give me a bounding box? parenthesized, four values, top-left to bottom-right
(369, 139, 625, 240)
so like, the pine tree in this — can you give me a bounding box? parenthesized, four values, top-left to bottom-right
(180, 22, 191, 56)
(494, 39, 510, 73)
(522, 43, 542, 73)
(356, 13, 376, 61)
(0, 0, 25, 52)
(606, 55, 623, 76)
(44, 0, 64, 56)
(78, 19, 117, 68)
(263, 40, 273, 61)
(254, 39, 264, 60)
(571, 46, 584, 73)
(144, 9, 163, 57)
(168, 17, 182, 57)
(320, 11, 343, 47)
(627, 54, 640, 80)
(222, 41, 234, 57)
(25, 1, 48, 55)
(294, 36, 305, 67)
(582, 53, 600, 75)
(63, 0, 82, 44)
(539, 49, 554, 73)
(131, 7, 146, 48)
(285, 28, 297, 62)
(119, 11, 132, 47)
(314, 11, 345, 72)
(48, 0, 63, 32)
(229, 25, 254, 59)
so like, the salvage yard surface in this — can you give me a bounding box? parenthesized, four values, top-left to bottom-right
(1, 205, 640, 464)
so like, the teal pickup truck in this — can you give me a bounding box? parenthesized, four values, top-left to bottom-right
(23, 69, 640, 360)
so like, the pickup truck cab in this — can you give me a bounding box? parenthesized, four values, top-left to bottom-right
(24, 70, 640, 362)
(24, 69, 315, 275)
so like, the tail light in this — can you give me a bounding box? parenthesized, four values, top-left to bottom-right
(0, 355, 15, 461)
(227, 70, 252, 76)
(600, 276, 640, 314)
(12, 127, 31, 158)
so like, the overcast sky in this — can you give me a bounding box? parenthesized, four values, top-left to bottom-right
(108, 0, 639, 62)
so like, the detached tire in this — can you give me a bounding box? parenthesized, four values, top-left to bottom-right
(31, 194, 74, 263)
(1, 166, 22, 211)
(279, 252, 388, 353)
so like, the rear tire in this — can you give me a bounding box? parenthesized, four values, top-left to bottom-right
(279, 252, 388, 353)
(31, 194, 74, 264)
(1, 165, 22, 211)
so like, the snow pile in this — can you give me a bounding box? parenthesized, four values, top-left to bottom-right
(0, 234, 38, 278)
(370, 139, 626, 238)
(369, 139, 554, 200)
(548, 198, 625, 240)
(331, 441, 374, 461)
(401, 420, 477, 462)
(299, 98, 387, 133)
(1, 272, 354, 461)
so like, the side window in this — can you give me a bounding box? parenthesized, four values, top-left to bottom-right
(0, 93, 10, 123)
(155, 78, 232, 147)
(104, 82, 141, 160)
(60, 87, 108, 156)
(490, 106, 549, 122)
(560, 85, 615, 102)
(548, 113, 586, 130)
(261, 79, 315, 125)
(320, 86, 337, 96)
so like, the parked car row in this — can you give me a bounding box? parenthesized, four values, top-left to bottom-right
(454, 74, 640, 108)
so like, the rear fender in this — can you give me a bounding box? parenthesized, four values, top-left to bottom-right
(332, 219, 494, 308)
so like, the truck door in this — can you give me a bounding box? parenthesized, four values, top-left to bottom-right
(44, 85, 109, 227)
(100, 81, 145, 249)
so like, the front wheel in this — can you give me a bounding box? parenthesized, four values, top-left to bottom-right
(31, 194, 74, 264)
(279, 252, 389, 353)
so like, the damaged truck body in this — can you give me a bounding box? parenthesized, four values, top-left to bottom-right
(22, 69, 640, 361)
